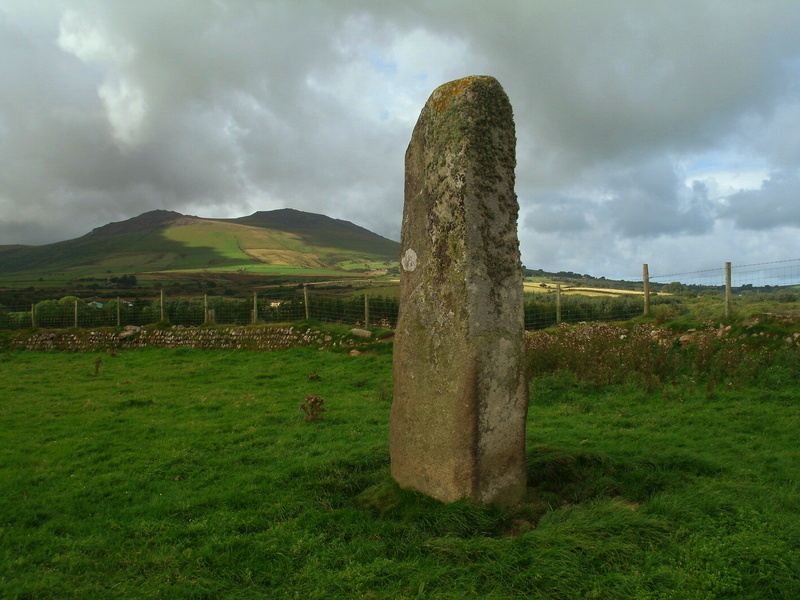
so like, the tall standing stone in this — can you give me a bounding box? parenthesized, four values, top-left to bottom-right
(390, 76, 528, 506)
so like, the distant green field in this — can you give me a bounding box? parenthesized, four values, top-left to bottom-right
(2, 329, 799, 598)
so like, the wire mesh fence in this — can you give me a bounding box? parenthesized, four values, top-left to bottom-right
(0, 285, 396, 331)
(1, 286, 646, 332)
(730, 259, 800, 293)
(648, 259, 800, 317)
(650, 258, 800, 291)
(522, 293, 646, 330)
(2, 259, 799, 333)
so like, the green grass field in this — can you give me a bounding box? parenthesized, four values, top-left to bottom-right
(2, 338, 799, 598)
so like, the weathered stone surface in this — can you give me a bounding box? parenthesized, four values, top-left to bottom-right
(390, 76, 528, 506)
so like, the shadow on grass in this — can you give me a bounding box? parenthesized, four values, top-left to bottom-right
(518, 446, 723, 530)
(309, 442, 727, 541)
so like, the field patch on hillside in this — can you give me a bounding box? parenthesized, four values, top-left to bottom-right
(243, 248, 326, 269)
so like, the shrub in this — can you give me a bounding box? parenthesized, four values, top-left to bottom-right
(300, 395, 326, 422)
(526, 320, 798, 390)
(527, 323, 678, 389)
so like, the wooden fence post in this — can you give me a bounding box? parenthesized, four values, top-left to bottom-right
(556, 283, 562, 325)
(725, 261, 732, 320)
(31, 304, 35, 328)
(204, 294, 208, 324)
(364, 294, 370, 327)
(74, 300, 79, 328)
(303, 285, 310, 320)
(643, 263, 651, 316)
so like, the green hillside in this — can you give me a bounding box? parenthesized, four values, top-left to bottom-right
(0, 209, 400, 286)
(230, 209, 399, 260)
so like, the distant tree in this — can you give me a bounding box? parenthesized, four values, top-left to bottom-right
(663, 282, 686, 294)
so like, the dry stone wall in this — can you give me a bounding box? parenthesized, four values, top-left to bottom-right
(8, 325, 353, 352)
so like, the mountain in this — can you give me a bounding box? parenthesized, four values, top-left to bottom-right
(81, 210, 195, 239)
(0, 209, 400, 281)
(229, 209, 399, 257)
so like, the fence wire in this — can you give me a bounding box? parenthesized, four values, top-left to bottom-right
(522, 293, 645, 330)
(732, 259, 800, 289)
(1, 287, 645, 332)
(0, 286, 386, 331)
(2, 259, 799, 333)
(650, 259, 800, 296)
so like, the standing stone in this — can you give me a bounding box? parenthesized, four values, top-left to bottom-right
(390, 76, 528, 506)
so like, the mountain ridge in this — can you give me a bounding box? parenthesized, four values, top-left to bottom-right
(0, 208, 400, 280)
(82, 210, 199, 240)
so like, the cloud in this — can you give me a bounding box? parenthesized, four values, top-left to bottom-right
(723, 170, 800, 230)
(598, 159, 716, 238)
(2, 0, 800, 279)
(523, 195, 590, 234)
(522, 156, 716, 241)
(737, 100, 800, 170)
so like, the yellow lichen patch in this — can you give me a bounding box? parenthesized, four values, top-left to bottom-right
(430, 75, 484, 113)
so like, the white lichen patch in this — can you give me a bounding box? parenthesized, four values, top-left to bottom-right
(401, 248, 418, 272)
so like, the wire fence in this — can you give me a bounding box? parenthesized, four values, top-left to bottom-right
(650, 258, 800, 290)
(648, 259, 800, 317)
(2, 259, 799, 333)
(0, 284, 651, 332)
(0, 283, 399, 331)
(522, 293, 646, 330)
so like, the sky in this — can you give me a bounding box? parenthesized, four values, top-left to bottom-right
(2, 0, 800, 281)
